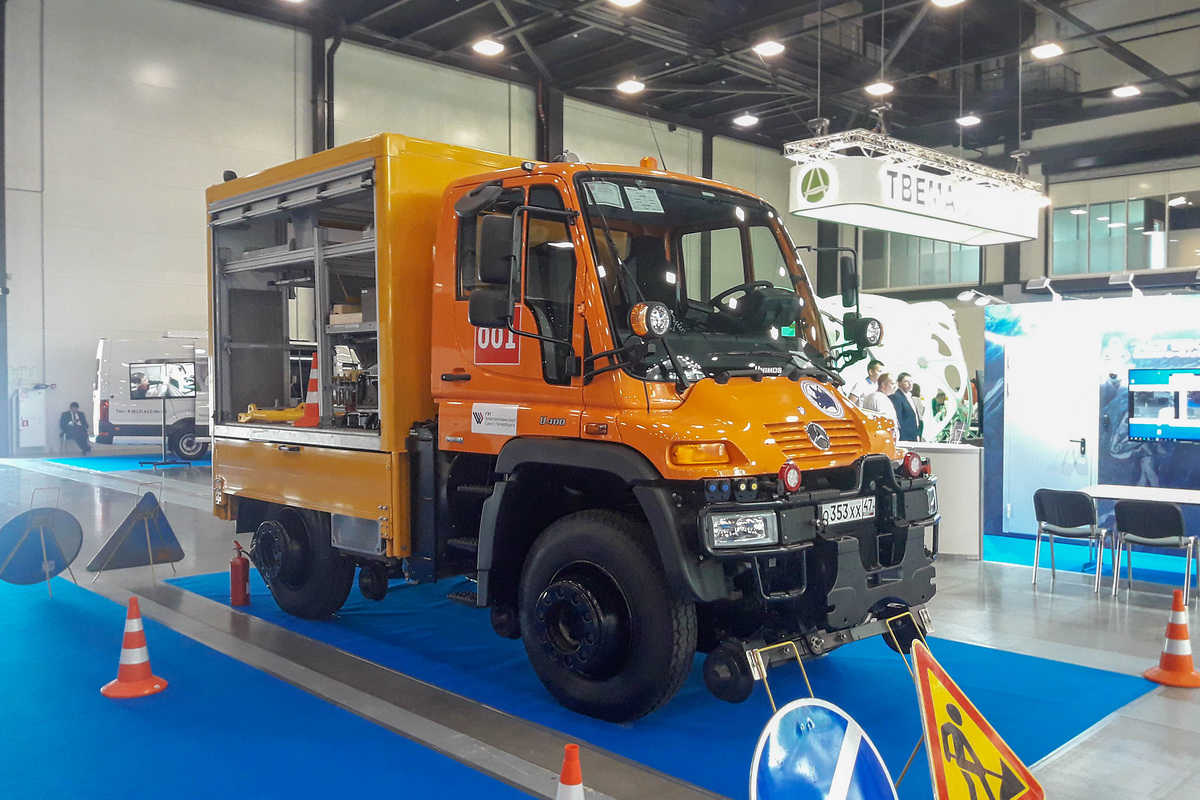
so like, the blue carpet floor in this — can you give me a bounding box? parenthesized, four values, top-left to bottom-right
(0, 578, 529, 799)
(46, 455, 211, 473)
(172, 570, 1154, 800)
(986, 533, 1195, 591)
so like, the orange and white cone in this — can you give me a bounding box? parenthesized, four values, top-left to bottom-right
(1145, 589, 1200, 688)
(555, 744, 584, 800)
(101, 597, 168, 698)
(293, 352, 320, 428)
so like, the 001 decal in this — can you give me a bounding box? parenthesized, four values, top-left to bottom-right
(474, 307, 522, 366)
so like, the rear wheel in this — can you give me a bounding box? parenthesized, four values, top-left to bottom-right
(518, 510, 696, 722)
(252, 506, 355, 619)
(168, 427, 208, 460)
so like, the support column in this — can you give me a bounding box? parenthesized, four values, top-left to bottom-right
(535, 81, 563, 162)
(310, 22, 327, 154)
(0, 0, 10, 457)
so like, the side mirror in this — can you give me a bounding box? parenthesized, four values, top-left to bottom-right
(843, 313, 883, 348)
(454, 183, 503, 218)
(468, 287, 512, 328)
(478, 214, 516, 285)
(839, 255, 858, 309)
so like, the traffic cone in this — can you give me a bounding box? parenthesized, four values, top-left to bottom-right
(293, 352, 320, 427)
(1144, 589, 1200, 688)
(101, 597, 168, 698)
(555, 744, 584, 800)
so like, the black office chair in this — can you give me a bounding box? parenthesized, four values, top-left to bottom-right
(1112, 499, 1199, 602)
(1032, 488, 1113, 593)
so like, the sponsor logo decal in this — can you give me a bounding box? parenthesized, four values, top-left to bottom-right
(800, 167, 830, 203)
(470, 403, 518, 436)
(800, 379, 845, 419)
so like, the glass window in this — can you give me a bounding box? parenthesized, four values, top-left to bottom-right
(1089, 201, 1126, 273)
(1166, 190, 1200, 270)
(889, 233, 919, 287)
(1052, 206, 1088, 275)
(949, 243, 980, 284)
(524, 185, 576, 385)
(749, 225, 790, 288)
(708, 226, 746, 298)
(861, 229, 887, 290)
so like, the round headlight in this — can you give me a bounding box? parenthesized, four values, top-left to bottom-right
(630, 301, 673, 338)
(863, 318, 883, 346)
(778, 461, 801, 493)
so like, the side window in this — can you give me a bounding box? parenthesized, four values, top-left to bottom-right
(681, 226, 744, 301)
(525, 185, 576, 385)
(749, 226, 790, 289)
(457, 187, 524, 299)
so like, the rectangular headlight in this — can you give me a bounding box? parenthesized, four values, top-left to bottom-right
(707, 511, 779, 549)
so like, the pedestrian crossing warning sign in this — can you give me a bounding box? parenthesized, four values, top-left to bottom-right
(912, 640, 1044, 800)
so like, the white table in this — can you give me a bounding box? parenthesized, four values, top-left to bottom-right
(1081, 484, 1200, 505)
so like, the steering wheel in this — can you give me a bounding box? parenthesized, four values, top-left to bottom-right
(709, 280, 775, 309)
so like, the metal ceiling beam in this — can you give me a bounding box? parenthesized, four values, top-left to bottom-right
(382, 0, 494, 45)
(882, 4, 930, 71)
(345, 0, 424, 28)
(493, 0, 552, 80)
(1022, 0, 1199, 99)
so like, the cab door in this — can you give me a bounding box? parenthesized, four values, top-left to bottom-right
(437, 178, 585, 454)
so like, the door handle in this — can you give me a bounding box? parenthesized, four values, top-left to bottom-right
(278, 445, 301, 452)
(440, 372, 472, 382)
(1069, 438, 1086, 456)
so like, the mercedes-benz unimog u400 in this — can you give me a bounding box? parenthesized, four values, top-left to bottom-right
(207, 134, 938, 722)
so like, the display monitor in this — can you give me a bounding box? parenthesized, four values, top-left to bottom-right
(1128, 368, 1200, 443)
(129, 362, 196, 400)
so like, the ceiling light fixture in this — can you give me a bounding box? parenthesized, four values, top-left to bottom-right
(957, 288, 1000, 306)
(1168, 196, 1188, 207)
(733, 112, 759, 127)
(472, 39, 505, 56)
(1030, 42, 1063, 59)
(616, 78, 645, 94)
(607, 0, 641, 7)
(932, 0, 965, 6)
(1112, 85, 1141, 98)
(1069, 208, 1087, 215)
(752, 40, 785, 57)
(865, 81, 894, 96)
(956, 113, 981, 127)
(866, 0, 892, 97)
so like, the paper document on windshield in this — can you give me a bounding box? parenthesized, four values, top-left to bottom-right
(585, 182, 624, 208)
(624, 187, 664, 213)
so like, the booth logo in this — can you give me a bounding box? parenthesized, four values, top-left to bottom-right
(800, 168, 831, 203)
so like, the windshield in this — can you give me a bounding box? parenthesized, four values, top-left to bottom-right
(576, 173, 830, 384)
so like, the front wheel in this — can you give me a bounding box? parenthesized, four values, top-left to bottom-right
(518, 510, 697, 723)
(251, 506, 355, 619)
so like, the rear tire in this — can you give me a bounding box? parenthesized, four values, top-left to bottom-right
(518, 510, 697, 722)
(252, 506, 355, 619)
(168, 427, 209, 461)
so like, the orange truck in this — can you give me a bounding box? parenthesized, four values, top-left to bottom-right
(207, 134, 938, 722)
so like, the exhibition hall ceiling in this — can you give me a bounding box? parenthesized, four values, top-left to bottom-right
(191, 0, 1199, 152)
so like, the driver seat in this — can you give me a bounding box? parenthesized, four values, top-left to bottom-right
(626, 236, 678, 306)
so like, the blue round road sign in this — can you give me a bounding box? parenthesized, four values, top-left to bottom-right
(751, 698, 899, 800)
(0, 507, 83, 585)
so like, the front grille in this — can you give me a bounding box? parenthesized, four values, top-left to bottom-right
(764, 418, 865, 469)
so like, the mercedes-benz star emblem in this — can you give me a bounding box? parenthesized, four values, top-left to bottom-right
(806, 422, 831, 451)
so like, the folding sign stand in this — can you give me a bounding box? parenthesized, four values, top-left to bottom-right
(747, 610, 932, 789)
(139, 396, 180, 469)
(0, 488, 84, 598)
(87, 483, 185, 581)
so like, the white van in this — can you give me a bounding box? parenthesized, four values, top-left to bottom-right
(92, 338, 210, 460)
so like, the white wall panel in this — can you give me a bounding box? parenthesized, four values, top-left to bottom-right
(5, 1, 42, 192)
(335, 42, 534, 157)
(712, 136, 818, 247)
(564, 98, 702, 175)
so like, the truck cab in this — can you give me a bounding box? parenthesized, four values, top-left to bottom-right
(207, 135, 937, 724)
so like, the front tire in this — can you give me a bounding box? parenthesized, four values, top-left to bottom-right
(252, 506, 355, 619)
(518, 510, 697, 722)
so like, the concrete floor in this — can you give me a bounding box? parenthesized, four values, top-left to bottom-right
(2, 453, 1196, 799)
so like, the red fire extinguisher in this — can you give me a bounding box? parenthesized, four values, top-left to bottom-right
(231, 540, 250, 607)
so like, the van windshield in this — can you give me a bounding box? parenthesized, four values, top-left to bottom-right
(576, 173, 830, 384)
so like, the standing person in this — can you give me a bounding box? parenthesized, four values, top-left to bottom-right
(847, 359, 884, 407)
(59, 402, 91, 455)
(911, 381, 927, 438)
(891, 372, 920, 442)
(861, 373, 899, 426)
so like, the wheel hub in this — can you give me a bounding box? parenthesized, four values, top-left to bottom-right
(253, 519, 309, 587)
(534, 577, 627, 677)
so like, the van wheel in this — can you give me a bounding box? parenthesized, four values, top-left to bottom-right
(168, 427, 209, 460)
(518, 510, 696, 723)
(252, 506, 354, 619)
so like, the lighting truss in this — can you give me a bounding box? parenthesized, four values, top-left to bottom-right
(783, 129, 1042, 194)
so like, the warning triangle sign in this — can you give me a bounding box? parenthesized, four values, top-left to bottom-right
(86, 492, 185, 573)
(911, 640, 1044, 800)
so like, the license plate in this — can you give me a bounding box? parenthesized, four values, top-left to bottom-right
(819, 496, 876, 527)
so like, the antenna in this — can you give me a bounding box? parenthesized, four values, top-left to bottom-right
(643, 111, 668, 172)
